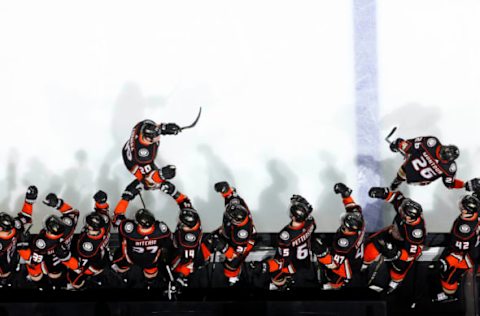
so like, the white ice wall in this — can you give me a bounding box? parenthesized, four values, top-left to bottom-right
(0, 0, 478, 232)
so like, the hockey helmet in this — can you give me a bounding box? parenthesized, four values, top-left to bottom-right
(140, 120, 160, 142)
(459, 195, 480, 215)
(135, 208, 155, 228)
(85, 212, 107, 231)
(399, 198, 423, 220)
(45, 215, 66, 235)
(439, 145, 459, 162)
(289, 195, 312, 222)
(0, 212, 14, 232)
(341, 212, 364, 231)
(179, 208, 200, 229)
(225, 200, 248, 225)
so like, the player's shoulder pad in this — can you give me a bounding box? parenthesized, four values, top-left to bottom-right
(447, 161, 457, 174)
(34, 236, 47, 250)
(61, 215, 74, 227)
(423, 136, 440, 148)
(278, 227, 292, 245)
(121, 220, 136, 235)
(13, 219, 22, 230)
(454, 218, 477, 239)
(80, 240, 96, 253)
(156, 221, 170, 234)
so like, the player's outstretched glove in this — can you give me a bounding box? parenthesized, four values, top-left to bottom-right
(25, 185, 38, 204)
(389, 138, 404, 153)
(43, 193, 63, 209)
(465, 178, 480, 192)
(122, 180, 142, 201)
(160, 165, 176, 180)
(290, 194, 313, 213)
(368, 187, 390, 199)
(334, 183, 352, 198)
(93, 190, 107, 204)
(160, 123, 181, 135)
(214, 181, 230, 194)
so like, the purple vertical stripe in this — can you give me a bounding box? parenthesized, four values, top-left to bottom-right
(353, 0, 382, 231)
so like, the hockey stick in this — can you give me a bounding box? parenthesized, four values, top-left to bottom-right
(180, 107, 202, 131)
(385, 126, 397, 144)
(367, 256, 385, 288)
(138, 191, 147, 209)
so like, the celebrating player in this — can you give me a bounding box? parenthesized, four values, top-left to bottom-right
(364, 187, 426, 294)
(0, 186, 37, 287)
(314, 183, 365, 290)
(201, 181, 256, 286)
(112, 183, 172, 288)
(388, 135, 478, 191)
(21, 193, 80, 290)
(432, 194, 480, 303)
(260, 194, 315, 291)
(67, 190, 111, 290)
(168, 193, 202, 293)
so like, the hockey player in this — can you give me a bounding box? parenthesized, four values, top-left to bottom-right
(259, 194, 315, 290)
(20, 193, 80, 290)
(112, 182, 172, 288)
(388, 135, 478, 191)
(169, 193, 202, 292)
(0, 186, 38, 287)
(201, 181, 256, 286)
(67, 190, 111, 290)
(432, 194, 480, 303)
(364, 187, 426, 294)
(314, 183, 365, 290)
(122, 119, 180, 190)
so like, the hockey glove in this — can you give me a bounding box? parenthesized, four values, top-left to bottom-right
(214, 181, 230, 194)
(389, 138, 404, 153)
(378, 239, 400, 261)
(93, 190, 108, 204)
(17, 228, 31, 250)
(334, 183, 352, 198)
(160, 123, 181, 135)
(312, 238, 329, 258)
(160, 165, 176, 180)
(122, 180, 142, 201)
(465, 178, 480, 192)
(369, 187, 390, 199)
(160, 181, 177, 196)
(43, 193, 63, 209)
(25, 185, 38, 204)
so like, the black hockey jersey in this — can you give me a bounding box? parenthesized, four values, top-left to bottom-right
(397, 136, 459, 188)
(122, 120, 159, 174)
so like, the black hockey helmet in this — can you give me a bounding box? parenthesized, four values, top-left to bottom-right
(399, 198, 423, 220)
(140, 120, 160, 141)
(179, 208, 200, 228)
(341, 212, 364, 231)
(0, 212, 14, 232)
(289, 195, 312, 222)
(225, 200, 248, 225)
(459, 195, 480, 215)
(135, 208, 155, 228)
(85, 212, 107, 231)
(439, 145, 459, 162)
(45, 215, 66, 235)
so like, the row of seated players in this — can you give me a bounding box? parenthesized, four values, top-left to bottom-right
(0, 182, 478, 303)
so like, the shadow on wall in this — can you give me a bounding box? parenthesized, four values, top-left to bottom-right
(256, 159, 299, 232)
(194, 144, 236, 231)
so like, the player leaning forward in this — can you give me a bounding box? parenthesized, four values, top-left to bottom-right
(121, 119, 181, 198)
(389, 135, 480, 191)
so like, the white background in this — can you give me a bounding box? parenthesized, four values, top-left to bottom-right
(0, 1, 479, 232)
